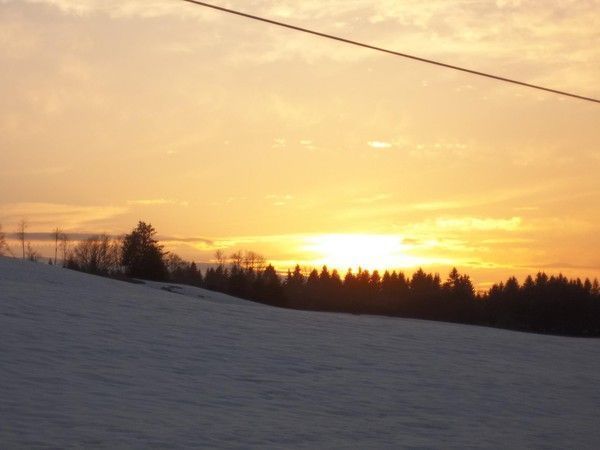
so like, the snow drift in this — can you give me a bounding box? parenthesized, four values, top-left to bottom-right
(1, 257, 599, 448)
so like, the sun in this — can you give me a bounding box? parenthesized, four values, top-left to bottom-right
(301, 234, 428, 272)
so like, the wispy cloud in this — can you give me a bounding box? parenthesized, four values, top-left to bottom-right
(412, 201, 464, 211)
(368, 141, 392, 149)
(127, 199, 189, 207)
(434, 216, 522, 232)
(272, 138, 287, 149)
(0, 202, 127, 230)
(160, 235, 214, 246)
(0, 166, 70, 177)
(12, 0, 217, 20)
(299, 139, 317, 150)
(208, 196, 247, 207)
(353, 193, 392, 204)
(12, 0, 594, 77)
(265, 194, 294, 207)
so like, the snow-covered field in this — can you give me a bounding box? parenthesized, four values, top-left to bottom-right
(1, 257, 599, 449)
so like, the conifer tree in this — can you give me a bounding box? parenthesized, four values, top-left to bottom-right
(121, 221, 167, 280)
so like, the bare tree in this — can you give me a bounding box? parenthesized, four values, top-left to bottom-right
(25, 242, 39, 262)
(16, 219, 27, 259)
(110, 235, 123, 272)
(52, 227, 63, 265)
(165, 253, 186, 275)
(0, 224, 10, 256)
(243, 251, 266, 271)
(70, 234, 121, 274)
(242, 251, 253, 270)
(59, 232, 70, 266)
(229, 250, 244, 268)
(214, 249, 227, 268)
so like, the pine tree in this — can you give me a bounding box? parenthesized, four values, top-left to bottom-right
(121, 221, 167, 280)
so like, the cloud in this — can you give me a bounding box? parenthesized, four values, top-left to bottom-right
(412, 201, 464, 211)
(514, 206, 540, 212)
(521, 261, 600, 271)
(10, 0, 217, 20)
(265, 194, 294, 206)
(127, 199, 189, 207)
(0, 202, 127, 230)
(8, 0, 600, 90)
(0, 13, 40, 59)
(434, 216, 522, 232)
(299, 139, 317, 150)
(368, 141, 392, 149)
(208, 196, 248, 207)
(388, 216, 526, 262)
(353, 194, 392, 204)
(495, 0, 523, 9)
(159, 235, 214, 246)
(0, 166, 70, 177)
(272, 138, 287, 149)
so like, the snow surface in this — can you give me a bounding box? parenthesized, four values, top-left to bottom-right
(1, 257, 599, 449)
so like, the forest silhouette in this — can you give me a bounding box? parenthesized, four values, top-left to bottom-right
(5, 221, 599, 337)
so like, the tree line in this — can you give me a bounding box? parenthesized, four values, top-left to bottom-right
(199, 262, 600, 336)
(2, 220, 599, 337)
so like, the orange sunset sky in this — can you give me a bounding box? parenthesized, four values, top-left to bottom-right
(1, 0, 599, 288)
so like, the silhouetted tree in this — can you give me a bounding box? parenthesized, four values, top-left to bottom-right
(164, 253, 204, 286)
(255, 264, 284, 306)
(16, 219, 27, 259)
(121, 221, 167, 280)
(213, 249, 226, 267)
(0, 224, 10, 256)
(442, 268, 476, 321)
(187, 261, 203, 286)
(59, 232, 70, 266)
(230, 251, 244, 269)
(52, 227, 62, 265)
(25, 242, 39, 262)
(165, 253, 187, 278)
(204, 267, 217, 290)
(228, 263, 249, 298)
(409, 268, 442, 316)
(243, 251, 266, 271)
(284, 265, 305, 308)
(69, 234, 120, 275)
(305, 268, 320, 308)
(324, 268, 343, 310)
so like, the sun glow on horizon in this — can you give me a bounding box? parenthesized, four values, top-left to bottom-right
(300, 234, 435, 272)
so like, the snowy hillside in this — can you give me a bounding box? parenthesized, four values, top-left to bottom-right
(1, 257, 599, 449)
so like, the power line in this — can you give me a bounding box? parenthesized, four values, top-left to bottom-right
(179, 0, 599, 105)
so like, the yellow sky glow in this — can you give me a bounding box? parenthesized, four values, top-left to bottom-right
(1, 0, 600, 287)
(301, 234, 434, 271)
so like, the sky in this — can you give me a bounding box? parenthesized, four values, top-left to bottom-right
(1, 0, 599, 287)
